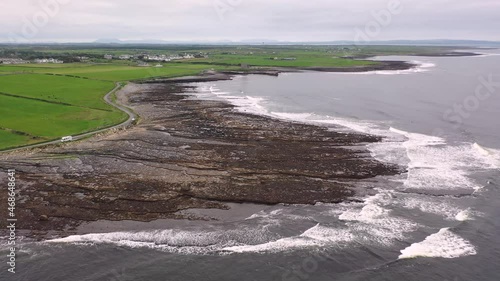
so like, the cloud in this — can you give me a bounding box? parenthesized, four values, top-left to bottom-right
(1, 0, 499, 42)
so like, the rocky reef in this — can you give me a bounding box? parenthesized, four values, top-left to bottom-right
(0, 83, 401, 239)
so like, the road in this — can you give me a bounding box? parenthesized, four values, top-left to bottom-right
(1, 83, 136, 153)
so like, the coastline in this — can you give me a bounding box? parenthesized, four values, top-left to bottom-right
(138, 60, 417, 84)
(0, 81, 401, 240)
(0, 52, 476, 240)
(136, 51, 480, 85)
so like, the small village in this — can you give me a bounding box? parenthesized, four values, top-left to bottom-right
(0, 52, 206, 65)
(104, 53, 200, 61)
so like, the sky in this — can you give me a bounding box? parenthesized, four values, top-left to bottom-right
(1, 0, 499, 43)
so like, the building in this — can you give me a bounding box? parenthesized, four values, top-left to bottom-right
(118, 54, 131, 60)
(76, 56, 89, 61)
(34, 58, 63, 64)
(104, 54, 113, 60)
(0, 58, 28, 65)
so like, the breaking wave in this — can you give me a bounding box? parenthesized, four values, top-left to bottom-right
(398, 228, 477, 259)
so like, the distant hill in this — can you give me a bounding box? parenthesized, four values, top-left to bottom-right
(90, 39, 500, 47)
(94, 38, 123, 44)
(2, 38, 499, 47)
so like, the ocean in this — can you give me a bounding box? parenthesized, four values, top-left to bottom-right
(3, 50, 500, 281)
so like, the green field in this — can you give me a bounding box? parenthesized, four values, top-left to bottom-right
(180, 50, 375, 68)
(0, 59, 240, 149)
(0, 63, 241, 81)
(0, 94, 124, 138)
(0, 63, 235, 149)
(0, 74, 126, 150)
(0, 74, 115, 109)
(0, 129, 36, 149)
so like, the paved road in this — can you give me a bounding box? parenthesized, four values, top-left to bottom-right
(1, 83, 136, 153)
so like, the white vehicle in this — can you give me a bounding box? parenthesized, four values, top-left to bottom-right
(61, 136, 73, 142)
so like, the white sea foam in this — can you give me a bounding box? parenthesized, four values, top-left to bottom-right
(195, 85, 270, 116)
(245, 208, 314, 223)
(313, 118, 396, 137)
(392, 61, 436, 75)
(48, 226, 280, 255)
(222, 237, 319, 253)
(338, 202, 419, 246)
(300, 224, 354, 243)
(339, 204, 389, 221)
(387, 128, 496, 191)
(229, 195, 421, 253)
(455, 209, 474, 221)
(223, 223, 356, 253)
(328, 60, 436, 75)
(473, 143, 500, 169)
(367, 142, 410, 166)
(335, 191, 420, 245)
(246, 209, 284, 220)
(471, 53, 500, 58)
(383, 60, 435, 74)
(52, 221, 352, 255)
(359, 188, 478, 222)
(398, 228, 477, 259)
(399, 196, 474, 221)
(270, 112, 314, 122)
(474, 142, 491, 156)
(48, 209, 416, 254)
(223, 222, 367, 253)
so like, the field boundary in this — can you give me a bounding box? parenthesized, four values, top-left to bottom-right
(0, 91, 113, 112)
(0, 83, 136, 153)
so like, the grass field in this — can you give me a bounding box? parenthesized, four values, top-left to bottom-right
(0, 75, 126, 150)
(0, 63, 238, 82)
(0, 63, 232, 149)
(179, 49, 376, 68)
(0, 94, 124, 138)
(0, 74, 116, 109)
(0, 129, 37, 149)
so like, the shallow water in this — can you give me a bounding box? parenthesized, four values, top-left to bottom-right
(3, 50, 500, 281)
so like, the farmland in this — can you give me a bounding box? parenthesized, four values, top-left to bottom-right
(0, 74, 125, 150)
(0, 63, 238, 150)
(0, 63, 237, 82)
(0, 74, 115, 109)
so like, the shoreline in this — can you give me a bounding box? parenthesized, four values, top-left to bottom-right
(0, 51, 477, 153)
(138, 60, 417, 84)
(0, 81, 401, 240)
(136, 51, 479, 85)
(0, 53, 468, 240)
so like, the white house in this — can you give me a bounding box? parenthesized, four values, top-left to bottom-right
(34, 58, 63, 64)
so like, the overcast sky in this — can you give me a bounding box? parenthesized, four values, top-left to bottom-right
(1, 0, 499, 43)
